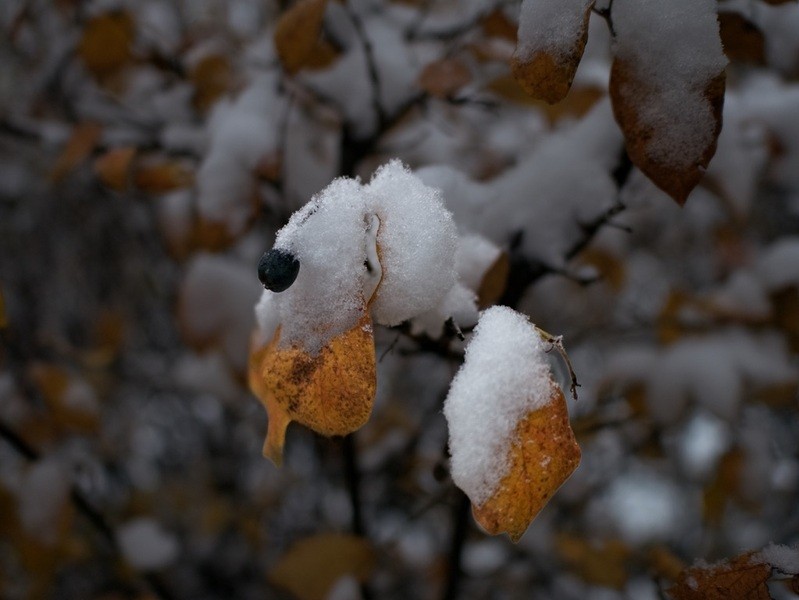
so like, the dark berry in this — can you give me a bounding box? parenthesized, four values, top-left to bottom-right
(258, 248, 300, 293)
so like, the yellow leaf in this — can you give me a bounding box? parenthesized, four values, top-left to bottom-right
(249, 314, 376, 466)
(77, 11, 135, 78)
(472, 387, 581, 542)
(269, 533, 375, 600)
(511, 0, 594, 104)
(274, 0, 329, 75)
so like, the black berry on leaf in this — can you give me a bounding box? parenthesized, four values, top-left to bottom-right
(258, 249, 300, 292)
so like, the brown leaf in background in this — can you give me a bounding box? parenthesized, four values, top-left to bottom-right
(50, 122, 102, 182)
(134, 160, 193, 193)
(418, 58, 472, 99)
(77, 11, 135, 78)
(274, 0, 329, 75)
(0, 287, 7, 329)
(476, 251, 509, 308)
(610, 61, 725, 205)
(486, 76, 604, 124)
(93, 147, 136, 191)
(719, 12, 766, 64)
(511, 0, 594, 104)
(190, 55, 233, 112)
(471, 387, 581, 542)
(269, 533, 375, 600)
(555, 534, 630, 589)
(668, 553, 772, 600)
(481, 8, 517, 42)
(250, 314, 376, 466)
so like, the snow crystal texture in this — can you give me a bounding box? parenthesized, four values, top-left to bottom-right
(516, 0, 593, 60)
(259, 160, 457, 354)
(444, 306, 555, 505)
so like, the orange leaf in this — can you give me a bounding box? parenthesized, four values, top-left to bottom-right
(269, 533, 375, 600)
(472, 387, 581, 542)
(610, 60, 725, 205)
(668, 553, 772, 600)
(77, 11, 135, 78)
(50, 122, 102, 182)
(249, 314, 376, 466)
(274, 0, 329, 75)
(418, 58, 472, 99)
(93, 146, 136, 190)
(511, 0, 594, 104)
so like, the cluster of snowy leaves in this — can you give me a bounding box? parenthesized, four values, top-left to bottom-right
(2, 0, 799, 598)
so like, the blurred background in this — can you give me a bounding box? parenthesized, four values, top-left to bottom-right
(1, 1, 798, 599)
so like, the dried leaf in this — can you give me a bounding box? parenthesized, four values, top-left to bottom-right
(486, 76, 603, 123)
(302, 38, 341, 71)
(476, 251, 509, 308)
(250, 314, 376, 466)
(93, 147, 136, 191)
(418, 58, 472, 99)
(481, 8, 517, 42)
(511, 0, 594, 104)
(77, 11, 135, 78)
(28, 363, 99, 433)
(611, 61, 725, 205)
(555, 534, 630, 589)
(471, 387, 581, 542)
(719, 12, 766, 64)
(134, 161, 193, 193)
(274, 0, 329, 75)
(189, 54, 233, 112)
(668, 553, 772, 600)
(51, 122, 102, 182)
(269, 533, 375, 600)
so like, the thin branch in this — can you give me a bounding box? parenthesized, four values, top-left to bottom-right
(591, 0, 616, 38)
(441, 492, 471, 600)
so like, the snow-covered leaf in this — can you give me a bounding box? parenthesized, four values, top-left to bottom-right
(444, 307, 580, 542)
(511, 0, 595, 104)
(610, 0, 727, 205)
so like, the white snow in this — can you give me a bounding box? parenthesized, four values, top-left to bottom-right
(455, 234, 503, 294)
(753, 543, 799, 575)
(365, 161, 458, 326)
(179, 253, 262, 372)
(612, 0, 727, 169)
(444, 306, 556, 505)
(264, 160, 457, 354)
(757, 238, 799, 290)
(117, 517, 179, 571)
(597, 467, 684, 545)
(196, 73, 287, 236)
(515, 0, 593, 62)
(677, 411, 731, 480)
